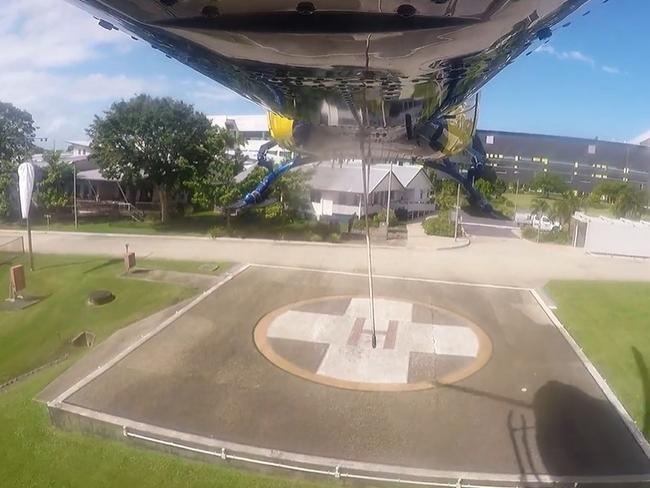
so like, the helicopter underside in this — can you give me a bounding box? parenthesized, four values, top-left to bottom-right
(67, 0, 587, 160)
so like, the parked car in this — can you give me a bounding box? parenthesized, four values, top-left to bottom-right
(531, 214, 560, 232)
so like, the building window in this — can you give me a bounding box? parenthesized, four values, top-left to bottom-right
(588, 144, 596, 155)
(486, 135, 494, 145)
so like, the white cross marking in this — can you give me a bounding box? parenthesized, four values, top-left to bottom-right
(266, 299, 479, 384)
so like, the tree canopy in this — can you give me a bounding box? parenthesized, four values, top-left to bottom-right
(187, 128, 245, 210)
(552, 192, 581, 225)
(530, 197, 551, 217)
(88, 94, 223, 222)
(0, 101, 36, 218)
(37, 152, 72, 215)
(591, 180, 628, 204)
(529, 172, 569, 197)
(612, 186, 648, 219)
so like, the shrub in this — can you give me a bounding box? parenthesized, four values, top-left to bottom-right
(422, 215, 454, 237)
(373, 209, 398, 227)
(521, 226, 570, 245)
(394, 207, 409, 221)
(209, 226, 233, 238)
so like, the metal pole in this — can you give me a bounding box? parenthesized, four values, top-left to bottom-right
(26, 213, 34, 271)
(454, 182, 460, 241)
(385, 160, 393, 239)
(514, 179, 519, 216)
(73, 163, 78, 229)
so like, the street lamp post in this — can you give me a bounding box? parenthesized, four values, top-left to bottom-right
(454, 182, 461, 241)
(73, 162, 78, 229)
(385, 160, 393, 240)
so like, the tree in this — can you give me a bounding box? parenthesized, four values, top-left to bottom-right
(435, 179, 463, 210)
(530, 197, 550, 217)
(88, 95, 215, 222)
(613, 186, 648, 219)
(272, 166, 311, 219)
(0, 102, 36, 218)
(552, 192, 581, 226)
(37, 152, 72, 214)
(591, 180, 627, 204)
(529, 172, 569, 197)
(188, 128, 244, 210)
(474, 179, 495, 200)
(530, 197, 551, 242)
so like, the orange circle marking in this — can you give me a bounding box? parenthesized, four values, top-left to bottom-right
(254, 296, 492, 392)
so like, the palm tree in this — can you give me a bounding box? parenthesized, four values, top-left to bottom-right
(530, 197, 550, 242)
(553, 192, 581, 227)
(613, 186, 648, 219)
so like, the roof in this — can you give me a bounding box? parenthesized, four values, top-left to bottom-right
(76, 169, 117, 182)
(66, 140, 91, 147)
(209, 114, 268, 133)
(573, 212, 650, 228)
(306, 165, 404, 193)
(374, 164, 427, 188)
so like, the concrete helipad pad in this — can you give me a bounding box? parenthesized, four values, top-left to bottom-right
(47, 265, 650, 486)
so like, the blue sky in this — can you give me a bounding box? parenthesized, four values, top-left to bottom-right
(1, 0, 648, 147)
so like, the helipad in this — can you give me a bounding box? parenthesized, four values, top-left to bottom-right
(255, 296, 492, 391)
(46, 265, 650, 485)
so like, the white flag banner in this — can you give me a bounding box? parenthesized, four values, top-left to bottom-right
(18, 162, 35, 219)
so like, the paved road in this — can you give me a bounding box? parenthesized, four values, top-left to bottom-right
(461, 211, 519, 239)
(1, 229, 649, 287)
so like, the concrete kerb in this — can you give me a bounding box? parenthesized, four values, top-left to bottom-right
(45, 263, 650, 485)
(436, 236, 471, 251)
(48, 400, 650, 487)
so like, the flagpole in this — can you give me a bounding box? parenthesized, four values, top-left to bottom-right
(26, 212, 34, 271)
(73, 163, 78, 229)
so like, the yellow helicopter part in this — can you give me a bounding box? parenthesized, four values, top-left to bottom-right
(268, 112, 296, 151)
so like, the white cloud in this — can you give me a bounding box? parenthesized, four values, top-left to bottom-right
(535, 45, 595, 66)
(601, 65, 621, 75)
(0, 0, 131, 70)
(535, 44, 622, 76)
(0, 69, 170, 142)
(630, 129, 650, 145)
(0, 0, 254, 142)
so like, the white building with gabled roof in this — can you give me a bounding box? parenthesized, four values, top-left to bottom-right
(305, 162, 435, 221)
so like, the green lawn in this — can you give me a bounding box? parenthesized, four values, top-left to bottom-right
(0, 253, 320, 487)
(503, 192, 615, 217)
(0, 254, 198, 384)
(1, 212, 219, 236)
(0, 361, 322, 488)
(2, 212, 344, 242)
(546, 281, 650, 441)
